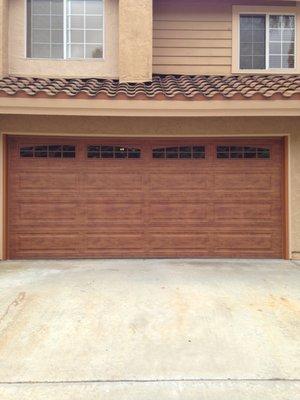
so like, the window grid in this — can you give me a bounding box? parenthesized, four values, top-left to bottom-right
(27, 0, 104, 59)
(217, 146, 271, 159)
(87, 145, 141, 159)
(152, 146, 206, 159)
(20, 144, 76, 158)
(268, 15, 295, 69)
(239, 12, 296, 70)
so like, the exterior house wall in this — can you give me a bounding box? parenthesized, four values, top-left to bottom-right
(0, 0, 8, 76)
(153, 0, 296, 75)
(0, 115, 299, 260)
(8, 0, 119, 79)
(119, 0, 152, 82)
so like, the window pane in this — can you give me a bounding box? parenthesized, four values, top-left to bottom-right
(253, 43, 265, 55)
(269, 15, 281, 28)
(240, 56, 252, 70)
(51, 44, 63, 58)
(282, 55, 294, 68)
(239, 15, 266, 70)
(70, 0, 84, 14)
(282, 42, 294, 55)
(70, 15, 84, 28)
(244, 147, 256, 158)
(51, 16, 63, 29)
(217, 146, 230, 159)
(70, 44, 84, 58)
(153, 148, 165, 159)
(86, 44, 103, 58)
(283, 15, 294, 28)
(49, 145, 62, 158)
(269, 42, 281, 55)
(253, 56, 265, 69)
(20, 147, 34, 158)
(33, 15, 50, 29)
(33, 29, 50, 43)
(269, 55, 281, 68)
(51, 0, 63, 14)
(86, 15, 103, 29)
(166, 147, 178, 159)
(51, 30, 63, 43)
(86, 0, 103, 14)
(70, 30, 84, 43)
(35, 145, 48, 158)
(86, 30, 102, 43)
(67, 0, 104, 59)
(33, 0, 51, 14)
(32, 43, 51, 58)
(27, 0, 64, 59)
(269, 15, 295, 69)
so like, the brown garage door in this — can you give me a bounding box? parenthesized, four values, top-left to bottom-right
(7, 136, 285, 259)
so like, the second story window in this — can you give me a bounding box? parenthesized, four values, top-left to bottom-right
(27, 0, 104, 59)
(239, 14, 295, 70)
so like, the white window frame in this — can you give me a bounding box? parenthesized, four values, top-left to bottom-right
(232, 5, 300, 74)
(25, 0, 105, 60)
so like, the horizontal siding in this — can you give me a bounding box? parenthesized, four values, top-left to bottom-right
(153, 0, 232, 75)
(153, 0, 296, 75)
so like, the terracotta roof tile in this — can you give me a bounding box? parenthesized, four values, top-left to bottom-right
(0, 75, 300, 100)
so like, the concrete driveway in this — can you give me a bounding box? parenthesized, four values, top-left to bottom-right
(0, 259, 299, 400)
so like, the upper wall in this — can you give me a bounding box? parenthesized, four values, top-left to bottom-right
(153, 0, 296, 75)
(8, 0, 119, 79)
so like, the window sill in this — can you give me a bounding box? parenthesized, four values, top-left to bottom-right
(24, 57, 105, 62)
(232, 68, 299, 75)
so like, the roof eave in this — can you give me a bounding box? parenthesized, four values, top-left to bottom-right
(0, 97, 299, 117)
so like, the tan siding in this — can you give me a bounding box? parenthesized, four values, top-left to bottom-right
(153, 0, 296, 75)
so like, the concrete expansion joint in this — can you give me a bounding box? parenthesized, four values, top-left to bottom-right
(1, 379, 300, 385)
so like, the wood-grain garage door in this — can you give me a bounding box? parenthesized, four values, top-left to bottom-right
(7, 136, 285, 259)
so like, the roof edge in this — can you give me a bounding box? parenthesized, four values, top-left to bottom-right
(0, 98, 300, 117)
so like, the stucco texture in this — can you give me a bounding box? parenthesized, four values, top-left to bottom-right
(0, 0, 8, 76)
(0, 115, 300, 259)
(8, 0, 119, 79)
(119, 0, 152, 82)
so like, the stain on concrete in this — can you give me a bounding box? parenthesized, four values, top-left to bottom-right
(0, 292, 26, 325)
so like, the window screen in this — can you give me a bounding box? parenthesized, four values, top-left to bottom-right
(269, 15, 295, 68)
(27, 0, 64, 58)
(240, 14, 266, 69)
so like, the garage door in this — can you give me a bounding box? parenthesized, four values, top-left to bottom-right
(8, 137, 284, 259)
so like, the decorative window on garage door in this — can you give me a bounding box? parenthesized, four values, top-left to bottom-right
(87, 145, 141, 159)
(153, 146, 205, 159)
(216, 146, 270, 159)
(20, 144, 76, 158)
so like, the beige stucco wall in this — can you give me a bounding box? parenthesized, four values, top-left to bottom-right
(0, 133, 4, 260)
(290, 132, 300, 259)
(0, 0, 8, 76)
(8, 0, 119, 79)
(119, 0, 152, 82)
(0, 114, 300, 259)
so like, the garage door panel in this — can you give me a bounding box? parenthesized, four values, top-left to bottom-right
(85, 234, 145, 251)
(149, 233, 210, 250)
(149, 202, 211, 223)
(213, 174, 273, 190)
(149, 173, 209, 190)
(214, 203, 276, 221)
(214, 233, 277, 251)
(15, 173, 77, 191)
(85, 202, 144, 222)
(16, 203, 77, 222)
(11, 233, 80, 252)
(81, 173, 144, 190)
